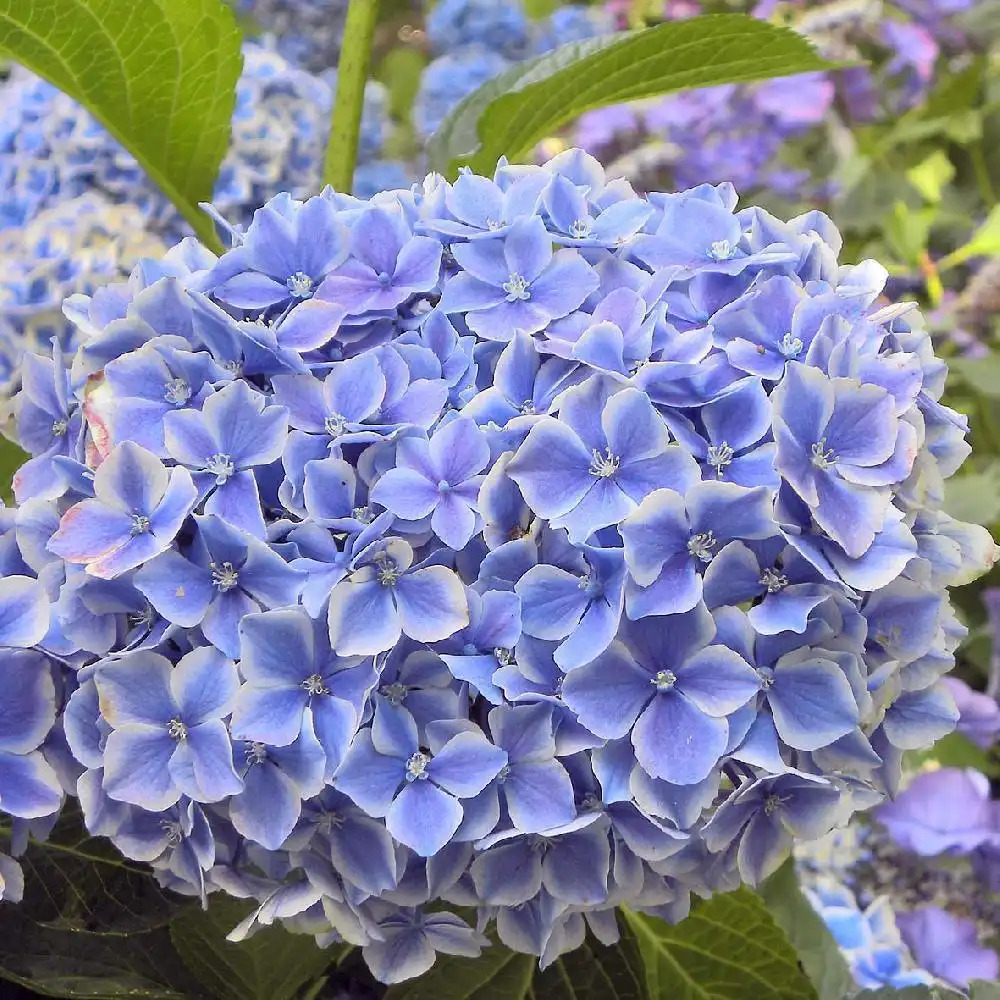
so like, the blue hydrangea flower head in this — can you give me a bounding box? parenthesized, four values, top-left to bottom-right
(2, 149, 995, 985)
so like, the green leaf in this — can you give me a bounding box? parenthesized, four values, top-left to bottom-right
(384, 941, 536, 1000)
(906, 151, 955, 204)
(970, 981, 1000, 1000)
(940, 204, 1000, 270)
(853, 987, 965, 1000)
(884, 201, 935, 266)
(531, 932, 648, 1000)
(0, 809, 205, 999)
(758, 861, 855, 1000)
(384, 925, 646, 1000)
(907, 730, 1000, 777)
(949, 354, 1000, 398)
(0, 436, 27, 504)
(427, 14, 842, 177)
(170, 894, 334, 1000)
(0, 0, 243, 251)
(623, 890, 819, 1000)
(943, 463, 1000, 526)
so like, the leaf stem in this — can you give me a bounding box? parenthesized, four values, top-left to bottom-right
(323, 0, 380, 193)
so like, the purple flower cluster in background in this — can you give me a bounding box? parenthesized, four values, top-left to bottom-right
(0, 149, 994, 983)
(573, 0, 977, 195)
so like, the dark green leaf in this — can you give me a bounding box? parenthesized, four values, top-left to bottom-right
(0, 810, 205, 999)
(170, 894, 334, 1000)
(530, 929, 647, 1000)
(0, 436, 27, 504)
(623, 889, 819, 1000)
(758, 861, 855, 1000)
(427, 14, 842, 177)
(0, 0, 243, 250)
(970, 980, 1000, 1000)
(383, 941, 536, 1000)
(907, 731, 1000, 777)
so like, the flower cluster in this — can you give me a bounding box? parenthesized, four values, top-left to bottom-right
(234, 0, 349, 72)
(0, 43, 396, 242)
(574, 0, 978, 194)
(797, 673, 1000, 991)
(0, 193, 166, 397)
(2, 149, 995, 983)
(414, 0, 611, 140)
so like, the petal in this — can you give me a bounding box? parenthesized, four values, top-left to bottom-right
(95, 652, 175, 727)
(93, 441, 169, 514)
(133, 550, 213, 627)
(504, 759, 577, 834)
(561, 643, 651, 739)
(329, 578, 401, 657)
(675, 645, 760, 716)
(206, 471, 266, 539)
(229, 759, 301, 850)
(620, 488, 690, 587)
(370, 468, 439, 520)
(632, 693, 727, 785)
(171, 646, 240, 724)
(768, 659, 859, 751)
(230, 686, 308, 747)
(0, 577, 49, 647)
(387, 780, 463, 857)
(0, 650, 55, 754)
(430, 417, 489, 485)
(0, 750, 62, 818)
(431, 494, 478, 550)
(429, 732, 507, 798)
(516, 564, 588, 639)
(506, 419, 594, 520)
(239, 607, 314, 685)
(102, 725, 179, 810)
(169, 720, 243, 802)
(394, 566, 469, 643)
(48, 501, 133, 564)
(334, 730, 403, 817)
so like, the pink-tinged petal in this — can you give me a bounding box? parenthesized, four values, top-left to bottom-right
(48, 501, 133, 563)
(92, 441, 169, 514)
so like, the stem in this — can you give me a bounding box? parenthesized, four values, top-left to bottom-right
(323, 0, 380, 193)
(970, 141, 997, 208)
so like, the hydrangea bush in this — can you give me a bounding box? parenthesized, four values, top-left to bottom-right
(2, 147, 996, 983)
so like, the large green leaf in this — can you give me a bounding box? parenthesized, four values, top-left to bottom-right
(169, 895, 334, 1000)
(426, 14, 841, 177)
(943, 463, 1000, 526)
(758, 861, 855, 1000)
(0, 810, 205, 999)
(623, 890, 819, 1000)
(384, 925, 646, 1000)
(0, 0, 243, 250)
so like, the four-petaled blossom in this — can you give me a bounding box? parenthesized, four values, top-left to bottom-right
(48, 441, 197, 579)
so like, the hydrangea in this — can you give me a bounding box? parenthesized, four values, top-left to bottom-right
(234, 0, 349, 72)
(2, 148, 995, 984)
(414, 0, 608, 142)
(0, 43, 397, 241)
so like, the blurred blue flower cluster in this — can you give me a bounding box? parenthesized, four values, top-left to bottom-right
(0, 43, 402, 396)
(0, 149, 994, 983)
(414, 0, 612, 140)
(798, 672, 1000, 992)
(233, 0, 349, 72)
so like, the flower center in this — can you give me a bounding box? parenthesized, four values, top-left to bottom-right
(301, 673, 329, 696)
(379, 681, 409, 706)
(166, 718, 188, 740)
(210, 561, 239, 591)
(502, 273, 531, 301)
(486, 218, 504, 231)
(245, 742, 269, 766)
(756, 666, 774, 690)
(376, 271, 392, 287)
(223, 360, 243, 377)
(205, 452, 235, 484)
(810, 439, 837, 470)
(581, 793, 603, 812)
(763, 793, 784, 815)
(51, 418, 68, 437)
(496, 763, 511, 783)
(405, 751, 431, 781)
(570, 218, 592, 239)
(374, 552, 400, 587)
(130, 513, 151, 536)
(706, 442, 734, 474)
(651, 669, 677, 692)
(494, 647, 515, 667)
(163, 378, 191, 405)
(324, 412, 348, 436)
(779, 332, 804, 359)
(759, 568, 788, 593)
(287, 271, 314, 299)
(588, 447, 620, 478)
(316, 809, 344, 833)
(160, 819, 184, 845)
(352, 505, 372, 523)
(687, 531, 717, 563)
(709, 239, 735, 261)
(519, 399, 536, 415)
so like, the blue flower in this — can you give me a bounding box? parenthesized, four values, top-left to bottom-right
(95, 647, 243, 811)
(563, 605, 760, 785)
(335, 706, 506, 856)
(328, 537, 469, 656)
(371, 417, 488, 549)
(164, 380, 288, 538)
(48, 441, 197, 579)
(773, 362, 918, 558)
(508, 378, 687, 543)
(437, 217, 598, 342)
(232, 606, 376, 776)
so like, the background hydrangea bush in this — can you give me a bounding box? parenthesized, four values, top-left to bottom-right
(1, 145, 995, 986)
